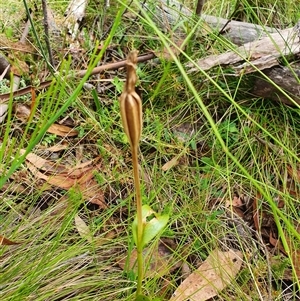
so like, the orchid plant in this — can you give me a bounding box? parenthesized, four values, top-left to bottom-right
(119, 51, 169, 300)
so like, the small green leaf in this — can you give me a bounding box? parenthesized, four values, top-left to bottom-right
(112, 76, 124, 93)
(143, 214, 169, 246)
(132, 205, 169, 248)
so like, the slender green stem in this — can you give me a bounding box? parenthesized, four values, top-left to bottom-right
(132, 145, 143, 297)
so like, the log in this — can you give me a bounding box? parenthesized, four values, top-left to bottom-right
(187, 27, 300, 74)
(147, 0, 280, 45)
(186, 24, 300, 105)
(201, 14, 279, 46)
(151, 1, 300, 105)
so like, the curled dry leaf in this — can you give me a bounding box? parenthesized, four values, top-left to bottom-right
(47, 123, 78, 137)
(75, 214, 93, 243)
(20, 149, 68, 173)
(252, 197, 260, 232)
(292, 250, 300, 280)
(77, 177, 107, 208)
(9, 57, 29, 76)
(21, 149, 101, 177)
(67, 158, 101, 177)
(0, 34, 35, 53)
(287, 165, 300, 185)
(26, 161, 106, 207)
(156, 38, 185, 61)
(14, 103, 31, 121)
(22, 150, 106, 208)
(39, 144, 69, 152)
(269, 228, 300, 281)
(169, 248, 243, 301)
(0, 235, 20, 245)
(75, 215, 117, 246)
(225, 196, 244, 208)
(26, 161, 77, 189)
(162, 156, 179, 171)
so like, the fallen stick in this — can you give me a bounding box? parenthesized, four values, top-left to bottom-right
(154, 0, 300, 105)
(147, 0, 280, 45)
(0, 52, 155, 103)
(187, 26, 300, 74)
(186, 22, 300, 105)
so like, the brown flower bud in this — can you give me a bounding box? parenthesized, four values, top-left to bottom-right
(120, 51, 142, 150)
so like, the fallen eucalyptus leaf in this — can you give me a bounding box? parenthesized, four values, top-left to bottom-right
(75, 214, 93, 243)
(47, 123, 78, 137)
(169, 248, 243, 301)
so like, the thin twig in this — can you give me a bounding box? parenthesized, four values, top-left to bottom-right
(22, 0, 55, 75)
(41, 0, 54, 67)
(76, 52, 155, 77)
(196, 0, 205, 15)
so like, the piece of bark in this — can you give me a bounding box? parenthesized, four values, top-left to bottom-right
(0, 54, 11, 79)
(64, 0, 88, 40)
(144, 0, 279, 45)
(252, 66, 300, 106)
(11, 16, 32, 92)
